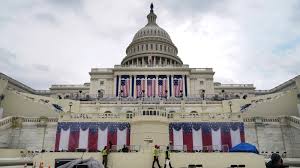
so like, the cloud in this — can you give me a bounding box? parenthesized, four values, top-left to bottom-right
(0, 0, 299, 90)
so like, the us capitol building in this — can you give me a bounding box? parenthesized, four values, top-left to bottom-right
(0, 4, 300, 168)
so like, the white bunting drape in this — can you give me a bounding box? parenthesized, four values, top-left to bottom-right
(192, 128, 203, 151)
(59, 128, 70, 151)
(173, 128, 183, 151)
(97, 128, 108, 150)
(212, 128, 221, 151)
(230, 128, 241, 147)
(78, 128, 89, 149)
(117, 128, 127, 150)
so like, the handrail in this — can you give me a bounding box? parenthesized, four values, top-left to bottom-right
(0, 116, 13, 128)
(0, 116, 58, 128)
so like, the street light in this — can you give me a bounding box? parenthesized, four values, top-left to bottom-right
(202, 90, 205, 100)
(142, 90, 145, 98)
(228, 101, 232, 113)
(79, 90, 82, 100)
(165, 90, 168, 99)
(180, 90, 183, 100)
(68, 102, 73, 112)
(222, 90, 225, 100)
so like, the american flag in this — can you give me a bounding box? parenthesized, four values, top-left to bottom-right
(121, 79, 130, 97)
(158, 78, 168, 97)
(136, 79, 145, 97)
(174, 78, 183, 97)
(147, 78, 156, 97)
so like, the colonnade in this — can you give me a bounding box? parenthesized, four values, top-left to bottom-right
(114, 75, 188, 98)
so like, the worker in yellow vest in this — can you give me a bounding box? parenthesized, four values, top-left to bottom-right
(101, 146, 109, 168)
(164, 146, 172, 168)
(152, 145, 161, 168)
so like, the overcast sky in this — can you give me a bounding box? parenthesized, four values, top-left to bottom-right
(0, 0, 300, 90)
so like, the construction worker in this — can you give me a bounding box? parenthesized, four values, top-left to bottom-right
(164, 146, 172, 168)
(152, 145, 161, 168)
(101, 146, 109, 168)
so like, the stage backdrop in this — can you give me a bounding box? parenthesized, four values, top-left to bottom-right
(55, 122, 130, 152)
(169, 122, 245, 152)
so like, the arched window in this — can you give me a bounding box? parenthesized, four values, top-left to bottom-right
(190, 111, 198, 117)
(104, 111, 112, 117)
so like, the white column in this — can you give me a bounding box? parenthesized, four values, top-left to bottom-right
(118, 75, 121, 96)
(167, 75, 170, 98)
(134, 75, 137, 98)
(145, 75, 148, 98)
(155, 75, 158, 97)
(171, 75, 174, 97)
(129, 75, 132, 97)
(114, 76, 117, 97)
(186, 75, 190, 97)
(182, 75, 185, 97)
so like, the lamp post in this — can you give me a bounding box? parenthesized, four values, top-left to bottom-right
(97, 90, 101, 100)
(228, 101, 232, 113)
(142, 90, 145, 101)
(68, 102, 73, 112)
(222, 90, 225, 100)
(119, 90, 123, 101)
(79, 90, 82, 100)
(180, 90, 183, 100)
(202, 90, 205, 100)
(165, 90, 168, 99)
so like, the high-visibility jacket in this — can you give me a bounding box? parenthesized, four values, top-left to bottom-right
(101, 149, 108, 156)
(153, 148, 160, 157)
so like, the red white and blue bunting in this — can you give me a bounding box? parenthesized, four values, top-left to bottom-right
(169, 122, 245, 152)
(55, 122, 130, 152)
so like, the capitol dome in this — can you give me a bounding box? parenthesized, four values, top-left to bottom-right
(121, 4, 183, 66)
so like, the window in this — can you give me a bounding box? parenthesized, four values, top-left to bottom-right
(200, 81, 204, 85)
(190, 111, 198, 117)
(104, 111, 112, 117)
(100, 81, 104, 85)
(126, 111, 133, 119)
(168, 111, 175, 118)
(160, 45, 162, 51)
(150, 44, 153, 50)
(146, 44, 148, 50)
(156, 44, 158, 50)
(142, 45, 144, 51)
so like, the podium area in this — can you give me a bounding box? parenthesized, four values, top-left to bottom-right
(33, 151, 265, 168)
